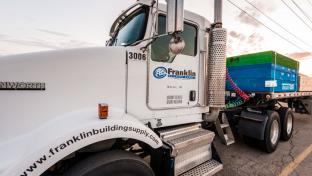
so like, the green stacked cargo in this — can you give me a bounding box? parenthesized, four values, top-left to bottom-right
(226, 51, 300, 92)
(227, 51, 299, 70)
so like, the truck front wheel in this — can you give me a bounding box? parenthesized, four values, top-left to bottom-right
(64, 150, 154, 176)
(262, 111, 281, 153)
(278, 107, 294, 141)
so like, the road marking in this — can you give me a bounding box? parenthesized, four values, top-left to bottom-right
(279, 143, 312, 176)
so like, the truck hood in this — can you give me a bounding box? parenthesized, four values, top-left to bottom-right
(0, 47, 127, 143)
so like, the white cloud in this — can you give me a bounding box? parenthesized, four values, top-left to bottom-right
(36, 29, 69, 37)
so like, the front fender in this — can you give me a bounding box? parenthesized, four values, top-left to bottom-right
(0, 107, 162, 176)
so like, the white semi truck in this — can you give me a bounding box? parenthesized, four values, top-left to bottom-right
(0, 0, 227, 175)
(2, 0, 312, 175)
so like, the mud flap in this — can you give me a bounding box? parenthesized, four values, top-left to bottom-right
(238, 111, 268, 140)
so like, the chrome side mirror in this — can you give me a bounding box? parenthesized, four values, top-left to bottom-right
(166, 0, 185, 54)
(169, 35, 185, 55)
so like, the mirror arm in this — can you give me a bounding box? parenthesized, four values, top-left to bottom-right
(123, 33, 168, 47)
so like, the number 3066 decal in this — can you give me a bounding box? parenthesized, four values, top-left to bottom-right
(127, 51, 147, 61)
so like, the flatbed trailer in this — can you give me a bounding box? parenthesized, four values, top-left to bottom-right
(219, 90, 312, 153)
(249, 91, 312, 100)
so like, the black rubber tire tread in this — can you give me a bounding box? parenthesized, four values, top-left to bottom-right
(278, 107, 294, 141)
(64, 150, 154, 176)
(262, 110, 281, 153)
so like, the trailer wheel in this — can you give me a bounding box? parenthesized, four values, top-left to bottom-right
(64, 150, 154, 176)
(262, 111, 281, 153)
(278, 107, 294, 141)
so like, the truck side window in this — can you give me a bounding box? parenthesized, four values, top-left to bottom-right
(112, 7, 149, 46)
(151, 15, 197, 63)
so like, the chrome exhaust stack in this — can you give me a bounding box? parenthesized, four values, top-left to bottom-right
(204, 0, 227, 121)
(214, 0, 223, 26)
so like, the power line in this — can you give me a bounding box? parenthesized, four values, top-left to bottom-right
(243, 0, 312, 48)
(281, 0, 312, 32)
(225, 0, 306, 51)
(290, 0, 312, 24)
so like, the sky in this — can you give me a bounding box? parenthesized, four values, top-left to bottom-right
(0, 0, 312, 75)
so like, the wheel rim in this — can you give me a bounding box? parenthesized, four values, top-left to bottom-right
(286, 115, 293, 134)
(270, 120, 279, 145)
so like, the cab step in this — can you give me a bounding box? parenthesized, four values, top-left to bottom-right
(180, 159, 223, 176)
(214, 113, 235, 146)
(158, 123, 219, 176)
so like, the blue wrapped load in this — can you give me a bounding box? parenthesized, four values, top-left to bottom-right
(226, 63, 298, 92)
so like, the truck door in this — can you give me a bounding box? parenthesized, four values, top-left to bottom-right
(148, 15, 199, 109)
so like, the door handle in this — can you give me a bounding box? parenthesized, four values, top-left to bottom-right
(190, 90, 196, 101)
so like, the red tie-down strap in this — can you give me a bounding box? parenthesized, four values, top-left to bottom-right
(226, 68, 250, 101)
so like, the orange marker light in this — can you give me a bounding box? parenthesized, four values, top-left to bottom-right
(98, 103, 108, 119)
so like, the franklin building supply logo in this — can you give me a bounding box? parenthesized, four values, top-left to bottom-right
(153, 67, 196, 79)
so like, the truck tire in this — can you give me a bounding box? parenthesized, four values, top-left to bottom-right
(278, 107, 294, 141)
(262, 111, 281, 153)
(64, 150, 154, 176)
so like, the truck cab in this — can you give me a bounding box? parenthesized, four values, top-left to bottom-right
(0, 0, 227, 175)
(107, 1, 212, 128)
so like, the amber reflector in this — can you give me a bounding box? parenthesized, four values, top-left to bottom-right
(98, 103, 108, 119)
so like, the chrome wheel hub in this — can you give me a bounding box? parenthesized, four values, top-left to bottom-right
(286, 115, 293, 134)
(270, 120, 279, 145)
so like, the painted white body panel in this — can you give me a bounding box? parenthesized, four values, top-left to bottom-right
(0, 47, 127, 142)
(148, 53, 200, 109)
(126, 49, 208, 127)
(0, 107, 162, 176)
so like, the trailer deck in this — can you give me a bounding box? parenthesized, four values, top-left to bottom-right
(269, 91, 312, 99)
(226, 91, 312, 100)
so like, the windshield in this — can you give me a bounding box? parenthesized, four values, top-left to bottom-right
(110, 7, 149, 46)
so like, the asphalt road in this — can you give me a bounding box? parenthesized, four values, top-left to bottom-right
(215, 113, 312, 176)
